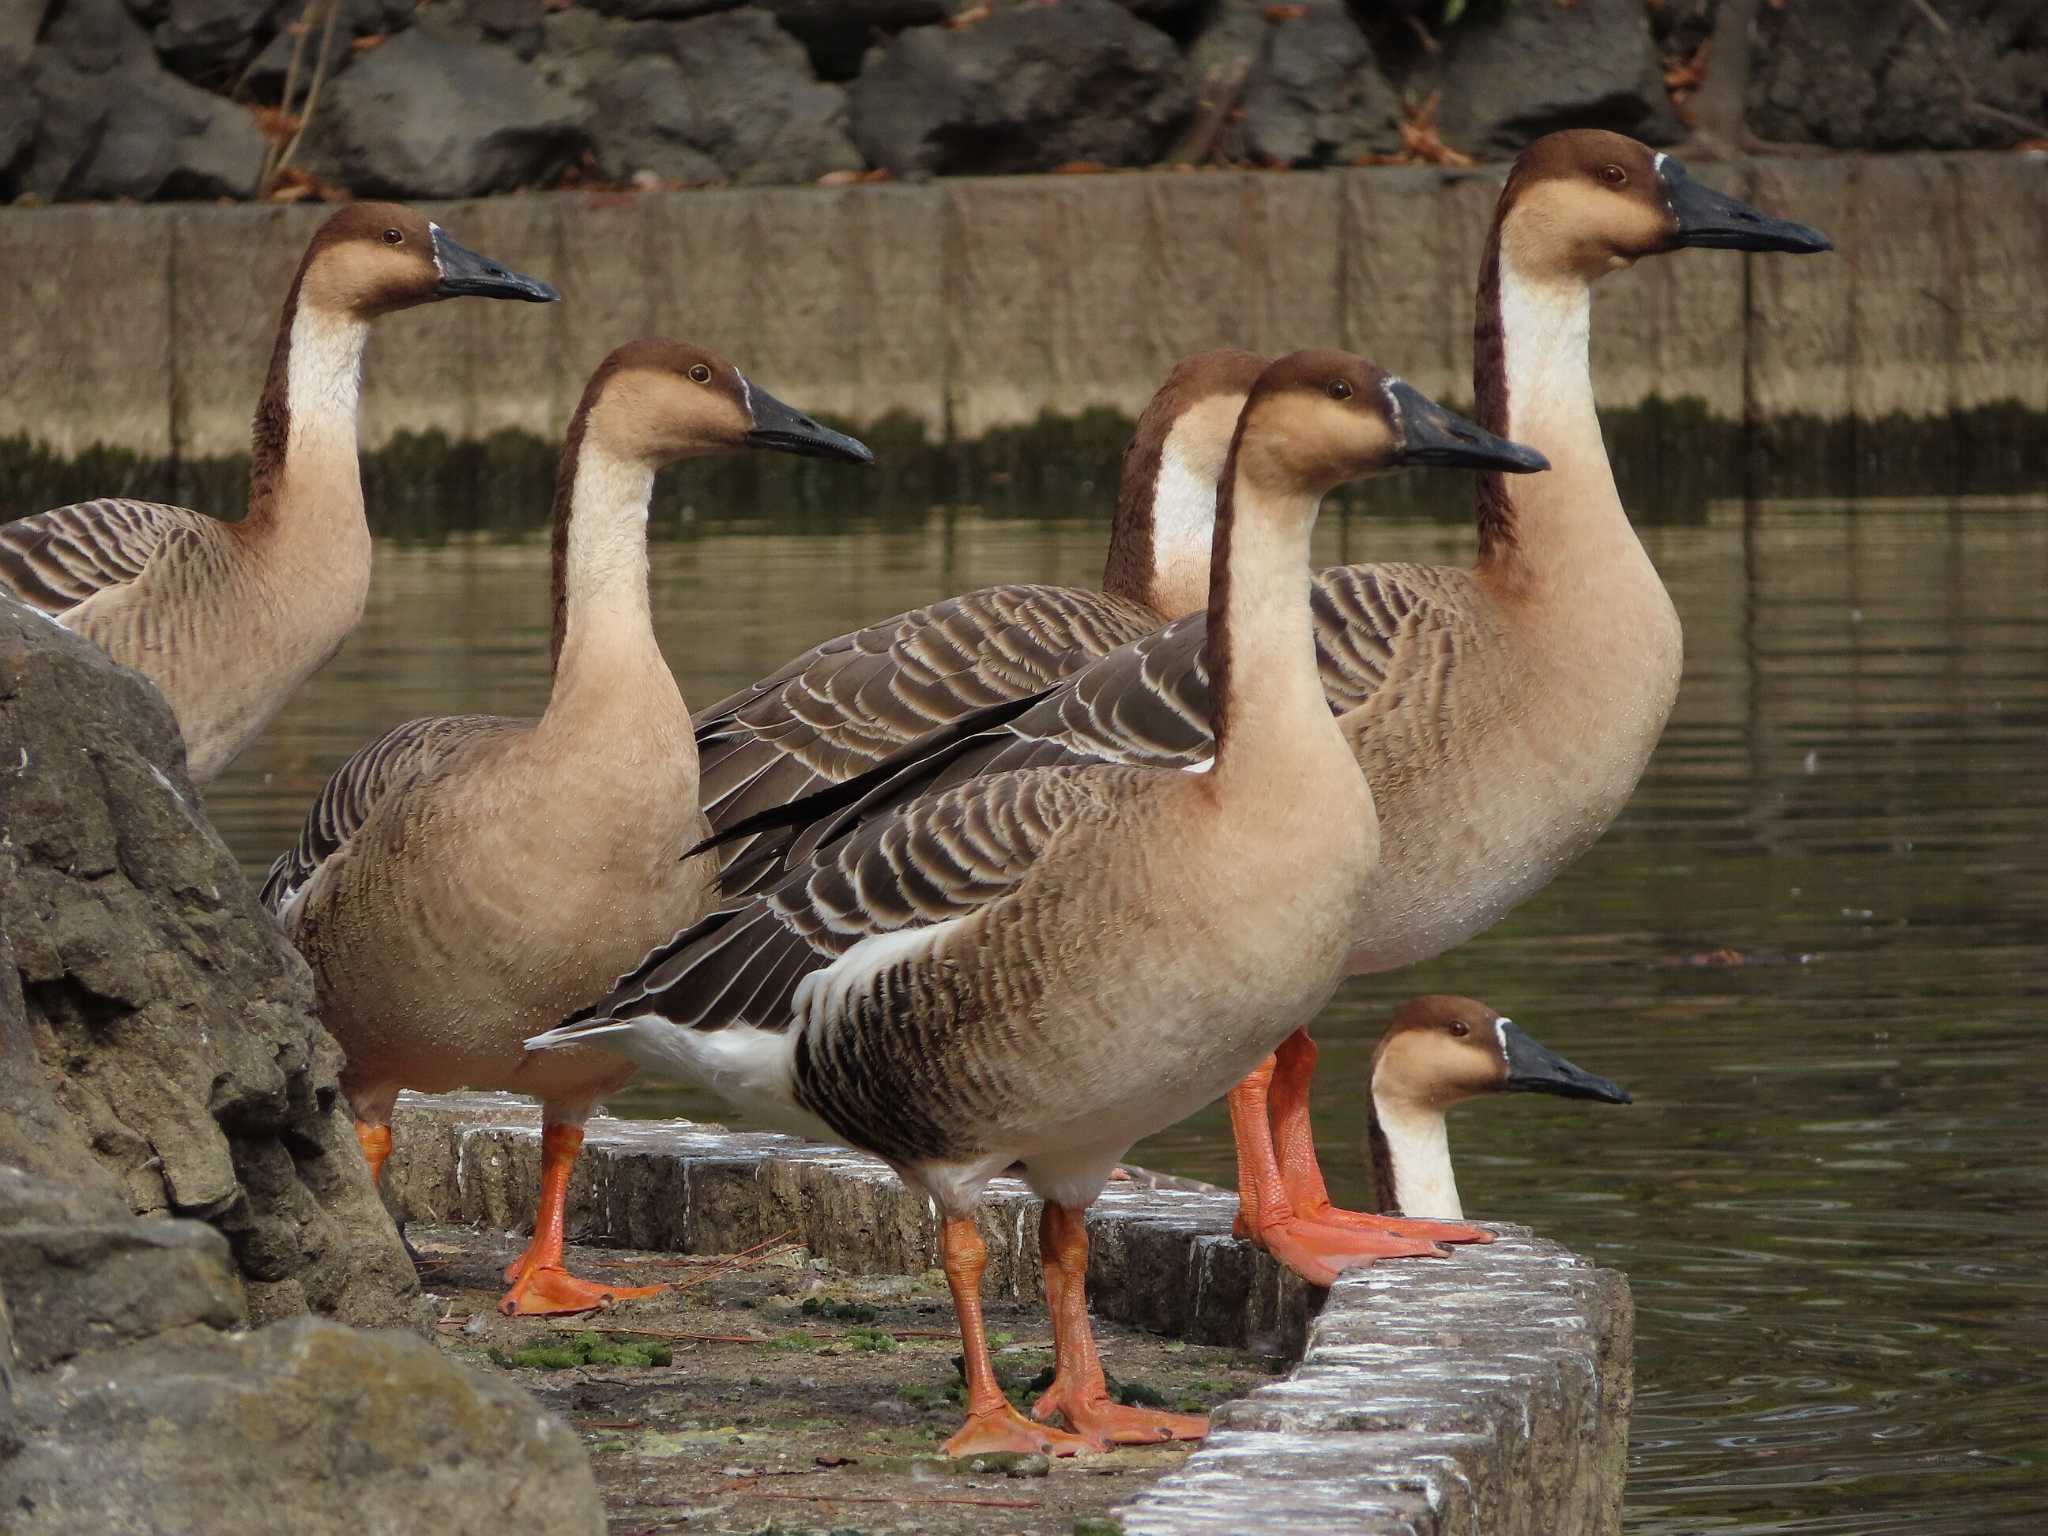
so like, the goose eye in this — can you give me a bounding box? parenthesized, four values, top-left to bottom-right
(1598, 165, 1627, 187)
(688, 363, 713, 384)
(382, 228, 403, 245)
(1449, 1020, 1470, 1038)
(1327, 379, 1352, 401)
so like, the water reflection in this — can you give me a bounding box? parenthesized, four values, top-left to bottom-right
(13, 424, 2046, 1532)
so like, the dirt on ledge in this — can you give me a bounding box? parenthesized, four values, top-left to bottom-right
(414, 1223, 1277, 1536)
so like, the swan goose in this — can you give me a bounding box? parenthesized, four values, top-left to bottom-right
(0, 204, 557, 784)
(529, 354, 1547, 1453)
(717, 130, 1831, 1285)
(260, 340, 873, 1316)
(690, 349, 1267, 872)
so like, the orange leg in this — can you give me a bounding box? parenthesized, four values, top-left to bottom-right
(1268, 1029, 1491, 1246)
(1031, 1204, 1208, 1447)
(497, 1122, 667, 1317)
(355, 1120, 393, 1184)
(939, 1216, 1096, 1459)
(1228, 1054, 1448, 1286)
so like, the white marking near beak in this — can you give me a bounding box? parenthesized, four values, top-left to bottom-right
(427, 222, 445, 277)
(1493, 1016, 1512, 1055)
(736, 367, 754, 422)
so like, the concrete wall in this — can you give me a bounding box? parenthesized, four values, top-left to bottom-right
(388, 1092, 1632, 1536)
(3, 154, 2042, 460)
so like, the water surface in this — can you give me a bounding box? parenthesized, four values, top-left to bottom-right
(63, 433, 2046, 1534)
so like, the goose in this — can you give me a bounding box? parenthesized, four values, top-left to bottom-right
(1346, 995, 1630, 1221)
(259, 340, 873, 1316)
(715, 129, 1831, 1286)
(528, 353, 1548, 1454)
(691, 349, 1267, 870)
(0, 204, 558, 785)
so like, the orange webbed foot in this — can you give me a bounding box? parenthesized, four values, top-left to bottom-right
(497, 1265, 666, 1317)
(1239, 1213, 1447, 1287)
(1033, 1383, 1208, 1448)
(943, 1401, 1099, 1458)
(1295, 1205, 1494, 1246)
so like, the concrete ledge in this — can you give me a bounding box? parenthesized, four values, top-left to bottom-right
(2, 156, 2041, 459)
(387, 1092, 1630, 1535)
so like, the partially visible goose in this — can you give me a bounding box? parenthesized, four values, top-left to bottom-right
(692, 349, 1266, 873)
(530, 354, 1547, 1454)
(726, 130, 1830, 1284)
(261, 340, 873, 1316)
(1345, 996, 1630, 1220)
(0, 204, 557, 784)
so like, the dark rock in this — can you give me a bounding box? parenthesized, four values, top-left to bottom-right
(1241, 4, 1401, 166)
(756, 0, 948, 81)
(306, 21, 589, 197)
(18, 52, 265, 200)
(0, 57, 35, 192)
(1, 1317, 607, 1536)
(1, 0, 51, 65)
(583, 0, 735, 16)
(850, 0, 1194, 175)
(38, 0, 155, 72)
(1748, 0, 2047, 150)
(0, 1216, 244, 1371)
(546, 7, 861, 186)
(0, 597, 415, 1325)
(151, 0, 292, 84)
(1438, 0, 1680, 156)
(243, 0, 420, 101)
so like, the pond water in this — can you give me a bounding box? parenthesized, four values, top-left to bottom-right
(20, 421, 2044, 1533)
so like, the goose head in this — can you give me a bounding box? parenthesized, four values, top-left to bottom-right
(1109, 349, 1269, 617)
(1373, 995, 1631, 1110)
(297, 203, 559, 316)
(572, 340, 876, 470)
(1499, 129, 1832, 280)
(1235, 351, 1550, 502)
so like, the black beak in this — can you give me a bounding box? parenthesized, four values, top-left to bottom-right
(1499, 1021, 1632, 1104)
(1389, 380, 1549, 475)
(431, 226, 560, 303)
(1662, 158, 1833, 255)
(743, 382, 875, 465)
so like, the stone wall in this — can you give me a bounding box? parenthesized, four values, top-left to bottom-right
(6, 2, 2043, 205)
(385, 1091, 1635, 1535)
(1, 152, 2042, 461)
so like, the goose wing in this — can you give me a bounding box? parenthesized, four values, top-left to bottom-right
(562, 764, 1124, 1039)
(719, 562, 1456, 891)
(260, 713, 524, 917)
(0, 499, 205, 615)
(694, 583, 1158, 845)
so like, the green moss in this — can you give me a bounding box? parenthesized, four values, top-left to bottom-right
(486, 1331, 673, 1371)
(766, 1330, 817, 1352)
(801, 1298, 879, 1323)
(846, 1328, 897, 1353)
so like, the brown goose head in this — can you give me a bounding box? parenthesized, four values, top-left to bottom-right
(1371, 995, 1632, 1111)
(1498, 130, 1832, 280)
(296, 203, 559, 317)
(1233, 350, 1549, 502)
(570, 340, 875, 470)
(1105, 349, 1269, 616)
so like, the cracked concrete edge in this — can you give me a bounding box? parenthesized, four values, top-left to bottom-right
(386, 1092, 1630, 1534)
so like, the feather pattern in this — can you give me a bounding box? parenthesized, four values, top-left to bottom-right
(259, 714, 523, 915)
(726, 562, 1462, 888)
(693, 584, 1161, 859)
(0, 499, 199, 615)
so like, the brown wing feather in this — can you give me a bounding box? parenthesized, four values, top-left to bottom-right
(694, 583, 1160, 838)
(732, 563, 1460, 889)
(0, 499, 203, 614)
(260, 714, 525, 916)
(583, 765, 1124, 1035)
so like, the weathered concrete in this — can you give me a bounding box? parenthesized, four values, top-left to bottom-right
(388, 1091, 1632, 1535)
(0, 155, 2040, 462)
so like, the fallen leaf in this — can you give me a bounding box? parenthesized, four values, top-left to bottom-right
(350, 33, 387, 54)
(1397, 90, 1475, 168)
(1263, 4, 1308, 19)
(1052, 160, 1109, 174)
(947, 3, 991, 27)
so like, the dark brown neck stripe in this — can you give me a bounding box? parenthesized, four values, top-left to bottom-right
(1199, 412, 1252, 748)
(1472, 205, 1517, 562)
(1367, 1104, 1399, 1216)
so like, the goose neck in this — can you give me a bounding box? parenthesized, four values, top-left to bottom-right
(544, 426, 669, 723)
(1202, 459, 1339, 785)
(1368, 1089, 1460, 1220)
(241, 284, 371, 554)
(1472, 232, 1637, 597)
